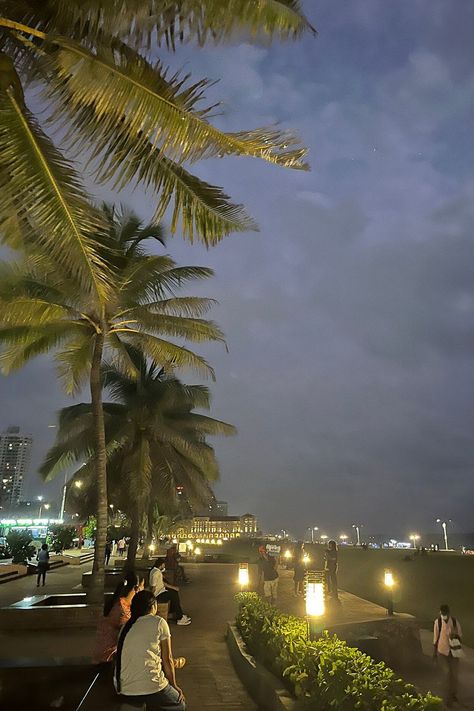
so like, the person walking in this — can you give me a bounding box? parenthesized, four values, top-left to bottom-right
(115, 590, 186, 710)
(105, 540, 112, 566)
(118, 537, 126, 557)
(36, 543, 50, 587)
(433, 604, 463, 707)
(150, 559, 191, 626)
(293, 542, 305, 597)
(261, 553, 279, 604)
(324, 540, 339, 600)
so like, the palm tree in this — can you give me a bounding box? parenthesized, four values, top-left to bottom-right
(0, 207, 225, 601)
(0, 1, 314, 280)
(40, 350, 236, 566)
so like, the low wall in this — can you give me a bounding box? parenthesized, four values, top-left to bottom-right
(0, 563, 27, 577)
(0, 594, 103, 630)
(227, 623, 297, 711)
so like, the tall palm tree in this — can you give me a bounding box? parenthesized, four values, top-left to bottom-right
(0, 1, 314, 282)
(0, 207, 225, 601)
(40, 350, 236, 566)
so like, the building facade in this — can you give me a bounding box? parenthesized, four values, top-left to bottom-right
(0, 426, 32, 509)
(209, 500, 228, 517)
(174, 513, 258, 541)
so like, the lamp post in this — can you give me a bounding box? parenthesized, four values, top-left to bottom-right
(436, 519, 450, 551)
(384, 569, 394, 616)
(409, 534, 420, 549)
(238, 562, 249, 591)
(320, 534, 328, 544)
(352, 524, 362, 546)
(305, 570, 326, 640)
(339, 534, 348, 544)
(37, 495, 44, 518)
(310, 526, 318, 544)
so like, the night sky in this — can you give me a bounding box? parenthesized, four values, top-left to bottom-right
(1, 1, 473, 538)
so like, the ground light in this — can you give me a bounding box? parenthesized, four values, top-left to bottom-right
(194, 547, 201, 556)
(303, 552, 311, 566)
(384, 569, 395, 616)
(305, 570, 326, 640)
(238, 562, 249, 591)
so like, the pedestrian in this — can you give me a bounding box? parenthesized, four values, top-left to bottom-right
(293, 542, 305, 597)
(105, 540, 112, 566)
(261, 553, 279, 604)
(257, 545, 267, 590)
(433, 604, 463, 707)
(36, 543, 50, 587)
(118, 537, 126, 557)
(115, 590, 186, 710)
(324, 540, 339, 600)
(165, 545, 189, 584)
(150, 559, 191, 626)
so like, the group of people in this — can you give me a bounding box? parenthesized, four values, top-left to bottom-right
(93, 555, 192, 710)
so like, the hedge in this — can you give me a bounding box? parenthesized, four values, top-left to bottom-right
(235, 592, 442, 711)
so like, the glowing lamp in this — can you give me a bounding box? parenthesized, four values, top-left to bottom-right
(238, 562, 249, 589)
(284, 549, 292, 560)
(217, 539, 223, 545)
(384, 569, 395, 616)
(149, 543, 155, 552)
(303, 553, 310, 565)
(194, 547, 202, 556)
(306, 581, 325, 618)
(384, 570, 394, 588)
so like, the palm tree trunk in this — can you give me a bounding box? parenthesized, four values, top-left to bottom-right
(142, 499, 155, 560)
(126, 504, 140, 567)
(88, 332, 107, 605)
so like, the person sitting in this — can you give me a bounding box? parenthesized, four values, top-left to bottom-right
(115, 590, 186, 710)
(165, 545, 189, 584)
(93, 572, 144, 664)
(150, 559, 191, 626)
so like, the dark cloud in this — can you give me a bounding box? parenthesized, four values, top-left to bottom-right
(2, 1, 473, 538)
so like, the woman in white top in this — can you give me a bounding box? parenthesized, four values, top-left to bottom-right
(115, 590, 185, 710)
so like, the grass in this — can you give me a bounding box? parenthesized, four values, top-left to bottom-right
(333, 546, 474, 646)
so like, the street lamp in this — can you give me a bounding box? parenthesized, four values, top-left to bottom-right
(308, 526, 318, 544)
(436, 519, 451, 551)
(59, 474, 84, 521)
(37, 495, 44, 518)
(352, 524, 362, 546)
(384, 569, 395, 616)
(409, 534, 420, 549)
(320, 534, 328, 543)
(339, 534, 348, 543)
(238, 562, 249, 590)
(305, 570, 326, 639)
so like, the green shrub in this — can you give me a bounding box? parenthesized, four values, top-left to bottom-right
(235, 593, 442, 711)
(49, 524, 76, 553)
(6, 530, 36, 564)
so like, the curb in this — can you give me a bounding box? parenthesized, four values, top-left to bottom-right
(226, 622, 297, 711)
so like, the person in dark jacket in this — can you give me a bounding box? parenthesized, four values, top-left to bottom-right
(36, 543, 50, 587)
(324, 540, 339, 599)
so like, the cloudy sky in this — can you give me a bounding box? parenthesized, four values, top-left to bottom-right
(2, 1, 474, 538)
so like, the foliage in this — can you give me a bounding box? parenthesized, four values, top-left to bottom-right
(6, 530, 35, 564)
(235, 593, 442, 711)
(41, 347, 236, 527)
(0, 0, 313, 272)
(48, 524, 75, 553)
(83, 516, 97, 541)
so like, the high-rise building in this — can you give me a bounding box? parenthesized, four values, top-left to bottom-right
(0, 426, 32, 509)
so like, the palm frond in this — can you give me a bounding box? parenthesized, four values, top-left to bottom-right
(169, 413, 237, 437)
(0, 66, 110, 299)
(122, 331, 215, 381)
(47, 37, 308, 170)
(0, 322, 78, 373)
(55, 335, 93, 396)
(113, 312, 226, 346)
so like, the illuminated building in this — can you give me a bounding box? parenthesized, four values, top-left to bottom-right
(174, 513, 258, 540)
(0, 426, 32, 509)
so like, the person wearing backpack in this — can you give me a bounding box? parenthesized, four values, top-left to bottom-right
(433, 604, 463, 706)
(115, 590, 185, 709)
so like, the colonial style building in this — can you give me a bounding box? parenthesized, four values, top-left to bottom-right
(174, 513, 258, 541)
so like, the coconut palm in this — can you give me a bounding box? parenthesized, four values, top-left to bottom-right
(0, 0, 313, 287)
(40, 350, 236, 566)
(0, 207, 225, 601)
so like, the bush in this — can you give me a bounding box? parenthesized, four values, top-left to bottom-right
(235, 593, 442, 711)
(49, 524, 76, 553)
(6, 530, 36, 564)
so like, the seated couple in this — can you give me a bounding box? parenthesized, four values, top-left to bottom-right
(149, 559, 191, 626)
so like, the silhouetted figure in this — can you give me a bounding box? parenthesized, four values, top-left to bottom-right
(324, 540, 339, 600)
(293, 542, 305, 597)
(36, 543, 50, 587)
(105, 540, 112, 565)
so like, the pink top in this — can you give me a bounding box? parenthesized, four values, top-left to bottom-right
(93, 598, 131, 663)
(433, 616, 462, 657)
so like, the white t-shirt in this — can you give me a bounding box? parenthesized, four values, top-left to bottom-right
(149, 567, 166, 596)
(116, 614, 171, 695)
